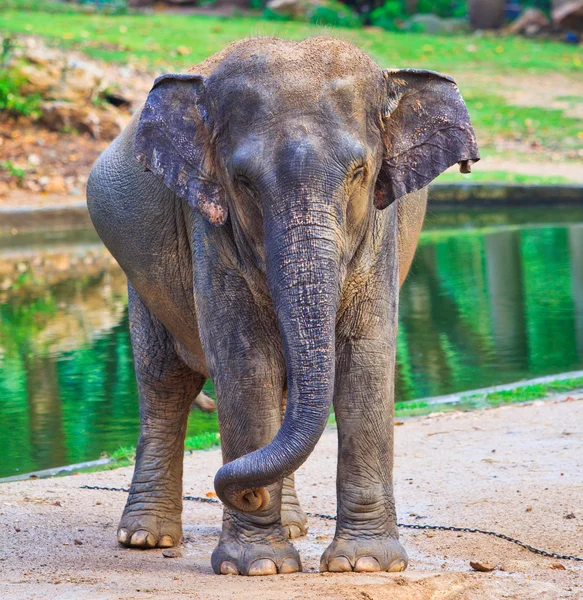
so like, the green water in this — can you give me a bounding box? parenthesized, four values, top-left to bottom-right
(1, 207, 583, 478)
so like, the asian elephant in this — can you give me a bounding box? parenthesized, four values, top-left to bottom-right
(87, 37, 479, 576)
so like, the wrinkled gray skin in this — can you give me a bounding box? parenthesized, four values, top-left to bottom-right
(87, 37, 479, 576)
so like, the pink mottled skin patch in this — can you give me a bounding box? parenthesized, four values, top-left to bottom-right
(200, 200, 227, 225)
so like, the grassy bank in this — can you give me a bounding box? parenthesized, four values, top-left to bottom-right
(1, 5, 583, 161)
(435, 171, 572, 185)
(1, 7, 581, 74)
(394, 375, 583, 417)
(12, 373, 583, 477)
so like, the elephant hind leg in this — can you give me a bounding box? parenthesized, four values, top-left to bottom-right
(282, 472, 309, 538)
(119, 284, 205, 549)
(280, 388, 309, 539)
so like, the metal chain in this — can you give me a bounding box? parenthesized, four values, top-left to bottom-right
(81, 485, 582, 562)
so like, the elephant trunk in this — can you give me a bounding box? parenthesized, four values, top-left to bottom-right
(214, 190, 339, 513)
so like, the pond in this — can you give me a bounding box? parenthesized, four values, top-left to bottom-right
(1, 206, 583, 478)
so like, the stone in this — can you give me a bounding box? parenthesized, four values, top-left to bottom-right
(553, 0, 583, 31)
(40, 102, 125, 141)
(266, 0, 310, 19)
(507, 8, 550, 35)
(405, 14, 470, 34)
(470, 560, 496, 572)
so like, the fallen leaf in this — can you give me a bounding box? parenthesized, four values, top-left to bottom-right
(550, 563, 566, 570)
(205, 491, 218, 498)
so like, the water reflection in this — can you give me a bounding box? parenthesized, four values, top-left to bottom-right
(1, 210, 583, 477)
(397, 221, 583, 399)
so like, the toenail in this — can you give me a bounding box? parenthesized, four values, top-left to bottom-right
(279, 557, 300, 574)
(355, 557, 381, 572)
(117, 528, 128, 544)
(328, 556, 352, 572)
(287, 525, 302, 539)
(220, 561, 239, 575)
(158, 535, 175, 548)
(388, 560, 406, 573)
(248, 559, 277, 576)
(130, 530, 156, 548)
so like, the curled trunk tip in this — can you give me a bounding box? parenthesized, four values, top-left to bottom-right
(218, 484, 270, 513)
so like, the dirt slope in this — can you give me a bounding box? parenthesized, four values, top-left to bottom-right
(1, 398, 582, 599)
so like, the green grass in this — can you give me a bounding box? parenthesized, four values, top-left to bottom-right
(394, 376, 583, 417)
(58, 375, 583, 475)
(470, 376, 583, 407)
(1, 5, 582, 157)
(1, 5, 582, 74)
(463, 91, 583, 154)
(185, 431, 221, 451)
(435, 170, 571, 186)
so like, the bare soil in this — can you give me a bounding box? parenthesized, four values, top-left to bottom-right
(1, 397, 582, 599)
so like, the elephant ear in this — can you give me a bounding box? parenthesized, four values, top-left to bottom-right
(374, 69, 480, 210)
(135, 73, 228, 226)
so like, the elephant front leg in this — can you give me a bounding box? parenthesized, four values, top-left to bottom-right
(320, 337, 408, 573)
(210, 357, 301, 575)
(118, 286, 205, 549)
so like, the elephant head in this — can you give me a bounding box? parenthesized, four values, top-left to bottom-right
(134, 38, 479, 513)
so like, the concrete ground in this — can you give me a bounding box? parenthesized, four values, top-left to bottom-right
(1, 397, 582, 599)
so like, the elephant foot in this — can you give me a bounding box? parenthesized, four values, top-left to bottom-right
(281, 475, 308, 539)
(117, 509, 182, 549)
(281, 506, 308, 539)
(320, 537, 408, 573)
(212, 514, 301, 576)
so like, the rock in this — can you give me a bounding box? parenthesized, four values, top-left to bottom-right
(507, 8, 550, 36)
(405, 14, 470, 34)
(40, 102, 125, 141)
(162, 549, 182, 558)
(470, 560, 496, 572)
(27, 154, 41, 166)
(266, 0, 310, 19)
(553, 0, 583, 31)
(20, 57, 106, 105)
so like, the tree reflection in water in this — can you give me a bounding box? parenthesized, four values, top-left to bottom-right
(1, 211, 583, 477)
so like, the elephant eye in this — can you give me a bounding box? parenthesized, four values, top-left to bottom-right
(237, 175, 255, 195)
(350, 164, 365, 183)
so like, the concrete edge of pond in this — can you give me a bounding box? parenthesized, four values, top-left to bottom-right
(0, 457, 112, 483)
(1, 183, 583, 233)
(429, 183, 583, 205)
(417, 369, 583, 406)
(2, 370, 582, 485)
(0, 202, 92, 233)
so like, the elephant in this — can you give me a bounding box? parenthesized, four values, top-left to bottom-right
(87, 36, 479, 576)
